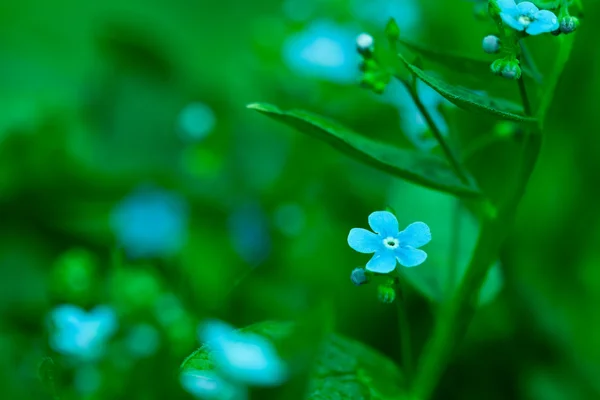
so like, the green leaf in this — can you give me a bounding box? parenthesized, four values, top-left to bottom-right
(398, 39, 535, 81)
(537, 35, 575, 126)
(247, 102, 481, 199)
(398, 54, 537, 124)
(389, 181, 503, 305)
(37, 357, 59, 400)
(181, 321, 407, 400)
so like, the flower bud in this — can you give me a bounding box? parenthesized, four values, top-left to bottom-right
(377, 284, 396, 304)
(350, 268, 369, 286)
(482, 35, 501, 54)
(385, 18, 400, 42)
(356, 33, 374, 55)
(490, 58, 522, 80)
(559, 16, 580, 34)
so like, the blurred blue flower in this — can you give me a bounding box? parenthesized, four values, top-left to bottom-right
(228, 204, 271, 266)
(383, 79, 450, 151)
(180, 370, 245, 400)
(48, 304, 118, 361)
(111, 187, 189, 259)
(198, 319, 287, 387)
(348, 211, 431, 273)
(177, 102, 216, 142)
(283, 20, 358, 83)
(498, 0, 559, 35)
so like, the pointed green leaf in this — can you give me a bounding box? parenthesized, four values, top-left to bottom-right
(247, 103, 481, 199)
(398, 54, 537, 124)
(181, 321, 407, 400)
(398, 39, 536, 81)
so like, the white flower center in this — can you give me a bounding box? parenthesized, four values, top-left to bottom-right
(382, 236, 399, 250)
(518, 15, 533, 26)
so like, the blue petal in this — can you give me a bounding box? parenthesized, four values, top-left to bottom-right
(348, 228, 381, 253)
(496, 0, 519, 16)
(527, 10, 559, 35)
(500, 12, 526, 31)
(395, 246, 427, 268)
(397, 222, 431, 248)
(366, 250, 397, 273)
(368, 211, 399, 237)
(516, 1, 539, 17)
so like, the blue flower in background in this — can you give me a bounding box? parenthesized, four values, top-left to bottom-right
(382, 79, 450, 151)
(180, 370, 244, 400)
(198, 319, 287, 387)
(497, 0, 559, 35)
(228, 204, 271, 266)
(283, 20, 358, 83)
(348, 211, 431, 273)
(48, 304, 118, 361)
(111, 187, 189, 259)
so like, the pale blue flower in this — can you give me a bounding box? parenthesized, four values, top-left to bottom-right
(180, 370, 245, 400)
(348, 211, 431, 273)
(498, 0, 559, 35)
(228, 204, 271, 266)
(198, 320, 287, 387)
(283, 20, 358, 83)
(111, 186, 188, 259)
(48, 304, 118, 361)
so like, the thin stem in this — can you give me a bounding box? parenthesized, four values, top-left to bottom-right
(396, 279, 413, 380)
(398, 77, 470, 185)
(446, 199, 462, 298)
(517, 76, 532, 117)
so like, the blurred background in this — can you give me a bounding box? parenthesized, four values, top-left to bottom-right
(1, 0, 599, 399)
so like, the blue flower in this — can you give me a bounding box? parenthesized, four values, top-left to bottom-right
(497, 0, 559, 35)
(282, 20, 358, 83)
(180, 370, 244, 400)
(48, 304, 118, 361)
(198, 320, 287, 387)
(111, 186, 189, 259)
(348, 211, 431, 273)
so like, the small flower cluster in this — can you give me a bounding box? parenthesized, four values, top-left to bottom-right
(347, 211, 431, 303)
(181, 320, 287, 399)
(484, 0, 580, 80)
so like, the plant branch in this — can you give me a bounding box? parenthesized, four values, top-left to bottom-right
(398, 77, 470, 185)
(396, 278, 413, 380)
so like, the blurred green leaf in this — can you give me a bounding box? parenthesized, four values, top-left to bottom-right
(390, 181, 503, 306)
(247, 103, 481, 199)
(398, 54, 536, 124)
(181, 321, 407, 400)
(37, 357, 59, 400)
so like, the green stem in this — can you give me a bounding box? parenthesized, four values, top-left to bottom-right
(398, 77, 470, 185)
(410, 61, 544, 400)
(517, 76, 532, 117)
(446, 199, 462, 297)
(519, 42, 543, 85)
(396, 279, 413, 380)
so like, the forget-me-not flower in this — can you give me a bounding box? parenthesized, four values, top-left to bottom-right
(180, 370, 244, 400)
(48, 304, 118, 361)
(497, 0, 559, 35)
(348, 211, 431, 273)
(198, 319, 287, 387)
(111, 186, 189, 259)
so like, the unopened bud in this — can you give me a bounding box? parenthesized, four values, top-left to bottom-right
(490, 58, 522, 80)
(482, 35, 501, 54)
(559, 16, 580, 34)
(356, 33, 374, 55)
(385, 18, 401, 42)
(350, 268, 369, 286)
(377, 284, 396, 304)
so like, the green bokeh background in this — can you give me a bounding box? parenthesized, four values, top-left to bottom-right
(1, 0, 599, 399)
